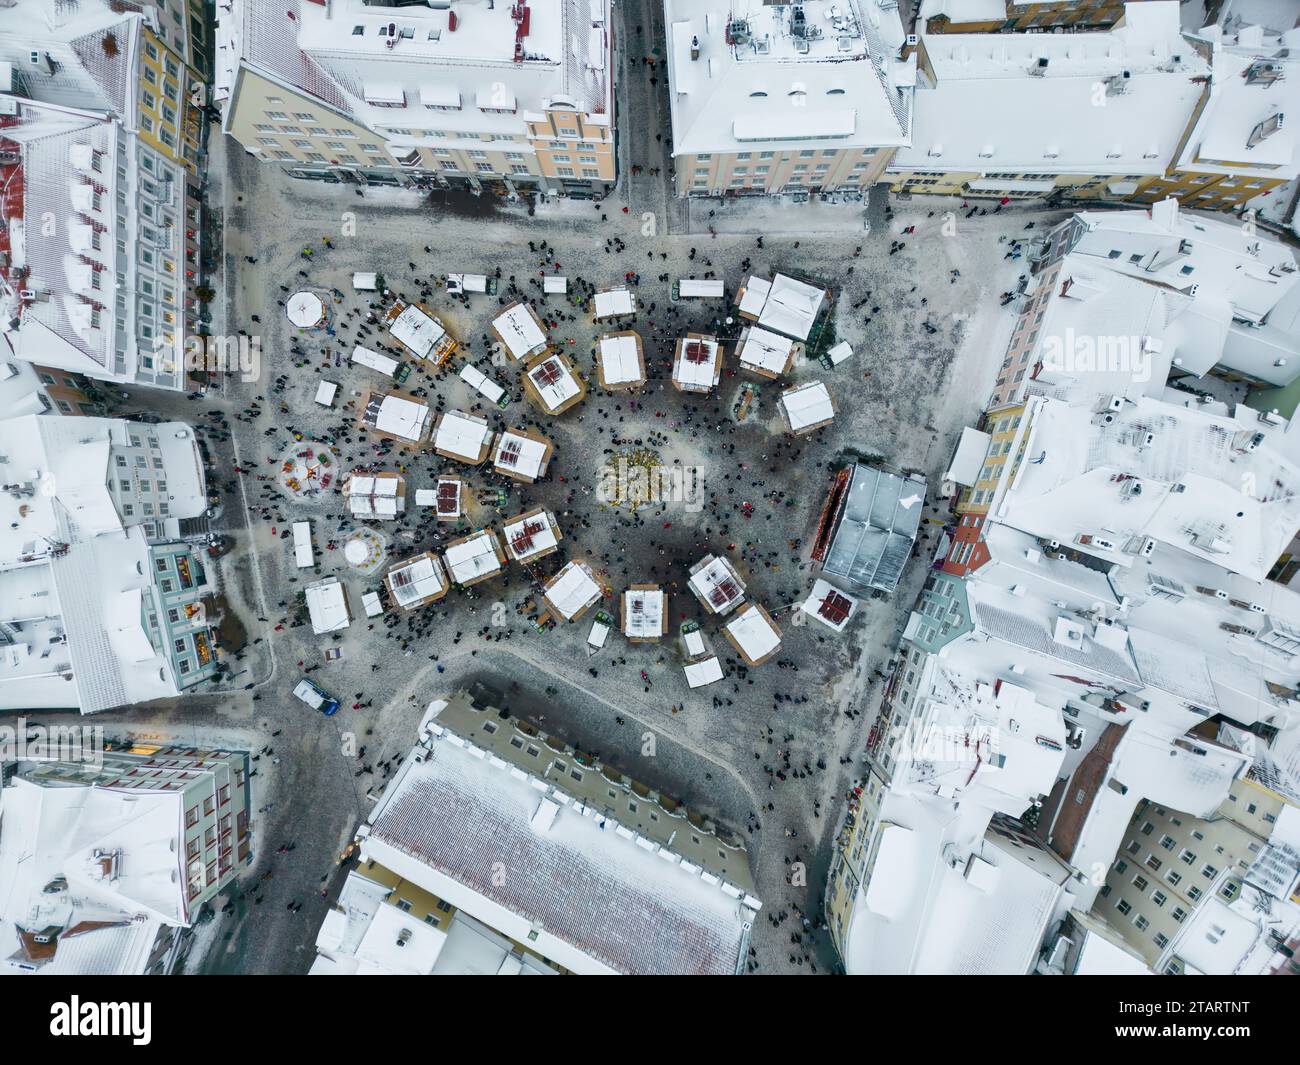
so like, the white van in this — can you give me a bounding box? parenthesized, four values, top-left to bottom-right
(458, 363, 508, 407)
(447, 273, 491, 296)
(351, 345, 399, 378)
(677, 278, 726, 300)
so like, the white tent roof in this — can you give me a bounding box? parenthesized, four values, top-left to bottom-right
(739, 328, 795, 374)
(374, 395, 431, 442)
(594, 288, 635, 319)
(757, 274, 825, 341)
(781, 380, 834, 430)
(678, 278, 725, 298)
(287, 290, 324, 328)
(458, 364, 506, 404)
(352, 345, 399, 376)
(389, 304, 447, 359)
(800, 578, 858, 632)
(725, 604, 781, 661)
(503, 512, 560, 560)
(689, 555, 746, 614)
(444, 533, 503, 583)
(494, 431, 549, 480)
(684, 656, 724, 688)
(623, 588, 665, 637)
(546, 561, 601, 619)
(347, 473, 403, 518)
(388, 555, 446, 608)
(493, 303, 548, 361)
(306, 578, 350, 634)
(599, 334, 644, 384)
(674, 336, 721, 389)
(527, 357, 581, 411)
(435, 411, 490, 461)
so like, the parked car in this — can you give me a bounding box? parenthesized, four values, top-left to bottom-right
(293, 678, 340, 716)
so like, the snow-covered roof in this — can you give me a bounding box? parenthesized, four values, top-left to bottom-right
(0, 416, 207, 714)
(819, 465, 926, 593)
(434, 410, 491, 463)
(723, 603, 782, 664)
(895, 668, 1067, 815)
(388, 304, 447, 360)
(672, 335, 722, 391)
(313, 870, 558, 975)
(0, 97, 183, 389)
(894, 4, 1209, 175)
(444, 531, 504, 585)
(526, 354, 583, 413)
(0, 777, 187, 975)
(385, 553, 447, 610)
(1175, 33, 1300, 180)
(946, 427, 992, 487)
(593, 287, 635, 319)
(305, 577, 350, 634)
(502, 509, 560, 562)
(492, 302, 548, 362)
(254, 0, 614, 141)
(372, 394, 431, 442)
(360, 724, 758, 975)
(992, 393, 1300, 582)
(493, 430, 551, 481)
(1060, 200, 1300, 386)
(597, 332, 645, 386)
(843, 803, 1067, 974)
(688, 554, 747, 615)
(623, 586, 666, 639)
(800, 578, 858, 631)
(920, 0, 1008, 24)
(0, 2, 138, 118)
(664, 0, 914, 156)
(684, 656, 724, 688)
(346, 472, 404, 518)
(1020, 257, 1181, 401)
(544, 560, 602, 620)
(781, 380, 835, 432)
(738, 327, 796, 376)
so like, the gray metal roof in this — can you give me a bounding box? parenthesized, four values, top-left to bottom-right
(820, 465, 926, 593)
